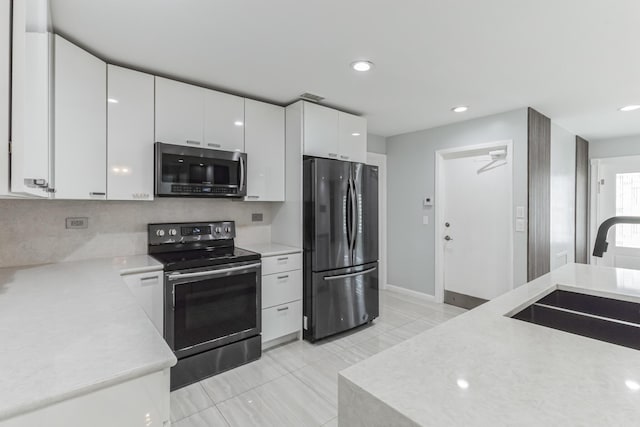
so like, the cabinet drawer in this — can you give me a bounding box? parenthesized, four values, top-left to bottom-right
(261, 253, 302, 275)
(262, 301, 302, 343)
(262, 269, 302, 309)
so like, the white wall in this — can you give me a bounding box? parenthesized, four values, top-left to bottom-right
(0, 199, 274, 267)
(590, 134, 640, 159)
(550, 123, 576, 270)
(386, 108, 528, 296)
(367, 133, 387, 154)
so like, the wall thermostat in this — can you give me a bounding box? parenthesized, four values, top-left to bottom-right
(423, 196, 434, 207)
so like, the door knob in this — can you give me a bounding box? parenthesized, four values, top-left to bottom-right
(444, 235, 453, 241)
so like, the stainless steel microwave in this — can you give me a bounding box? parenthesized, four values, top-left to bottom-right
(155, 142, 247, 198)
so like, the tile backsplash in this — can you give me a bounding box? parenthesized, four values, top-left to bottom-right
(0, 198, 275, 268)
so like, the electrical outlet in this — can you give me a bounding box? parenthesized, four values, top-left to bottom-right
(251, 213, 263, 222)
(66, 217, 88, 229)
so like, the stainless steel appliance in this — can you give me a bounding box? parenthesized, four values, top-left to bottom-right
(155, 142, 247, 198)
(303, 157, 379, 341)
(148, 221, 261, 390)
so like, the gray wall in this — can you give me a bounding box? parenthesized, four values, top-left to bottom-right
(0, 199, 274, 267)
(590, 134, 640, 159)
(367, 133, 387, 154)
(386, 108, 528, 296)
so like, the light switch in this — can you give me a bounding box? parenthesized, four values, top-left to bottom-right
(516, 219, 526, 232)
(516, 206, 525, 219)
(423, 215, 429, 225)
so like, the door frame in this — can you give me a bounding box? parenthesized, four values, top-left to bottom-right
(434, 140, 514, 303)
(367, 152, 388, 289)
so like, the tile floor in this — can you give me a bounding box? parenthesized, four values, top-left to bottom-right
(170, 290, 467, 427)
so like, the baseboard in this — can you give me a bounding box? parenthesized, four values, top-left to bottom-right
(384, 284, 436, 302)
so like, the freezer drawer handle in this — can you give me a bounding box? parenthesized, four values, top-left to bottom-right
(323, 266, 377, 281)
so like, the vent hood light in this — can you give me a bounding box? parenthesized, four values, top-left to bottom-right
(451, 106, 468, 113)
(619, 105, 640, 112)
(351, 60, 373, 72)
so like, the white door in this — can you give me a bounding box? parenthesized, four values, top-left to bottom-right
(244, 99, 285, 201)
(155, 77, 203, 147)
(303, 101, 339, 159)
(107, 65, 154, 201)
(203, 89, 245, 151)
(439, 145, 513, 301)
(593, 156, 640, 270)
(367, 152, 387, 289)
(338, 112, 367, 163)
(54, 35, 106, 200)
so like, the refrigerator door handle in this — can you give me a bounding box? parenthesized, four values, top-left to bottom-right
(345, 177, 352, 253)
(350, 177, 358, 259)
(323, 266, 378, 281)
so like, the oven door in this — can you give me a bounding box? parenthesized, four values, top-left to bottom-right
(165, 261, 261, 358)
(155, 142, 247, 197)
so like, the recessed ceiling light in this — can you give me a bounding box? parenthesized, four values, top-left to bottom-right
(456, 379, 469, 389)
(451, 106, 468, 113)
(351, 60, 374, 72)
(234, 121, 244, 126)
(619, 105, 640, 112)
(626, 380, 640, 391)
(107, 98, 119, 104)
(352, 133, 361, 136)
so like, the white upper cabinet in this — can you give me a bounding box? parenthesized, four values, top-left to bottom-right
(338, 112, 367, 163)
(155, 77, 204, 147)
(54, 35, 106, 199)
(244, 99, 285, 201)
(10, 0, 52, 197)
(107, 65, 154, 201)
(303, 102, 339, 159)
(203, 90, 245, 152)
(0, 0, 10, 196)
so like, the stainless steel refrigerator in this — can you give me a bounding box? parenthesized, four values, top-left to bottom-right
(303, 157, 379, 342)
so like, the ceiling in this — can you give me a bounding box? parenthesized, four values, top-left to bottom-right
(50, 0, 640, 140)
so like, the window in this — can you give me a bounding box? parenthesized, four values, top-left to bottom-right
(615, 173, 640, 248)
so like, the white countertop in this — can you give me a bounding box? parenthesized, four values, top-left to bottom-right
(111, 254, 163, 275)
(339, 263, 640, 426)
(0, 256, 176, 422)
(240, 242, 302, 257)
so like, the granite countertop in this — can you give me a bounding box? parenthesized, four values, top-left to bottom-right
(240, 242, 302, 257)
(0, 256, 176, 422)
(339, 263, 640, 426)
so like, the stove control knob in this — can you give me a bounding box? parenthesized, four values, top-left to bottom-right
(215, 227, 222, 234)
(225, 226, 232, 233)
(156, 229, 165, 237)
(169, 229, 177, 236)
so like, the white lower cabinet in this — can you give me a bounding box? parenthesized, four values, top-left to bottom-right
(261, 252, 303, 348)
(1, 369, 170, 427)
(121, 270, 164, 334)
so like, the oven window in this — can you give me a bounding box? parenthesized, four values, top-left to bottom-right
(161, 153, 237, 186)
(173, 271, 257, 351)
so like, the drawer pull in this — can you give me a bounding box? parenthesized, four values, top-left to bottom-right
(277, 275, 289, 280)
(90, 192, 106, 196)
(207, 143, 221, 148)
(277, 257, 289, 262)
(277, 306, 289, 312)
(186, 140, 201, 145)
(140, 275, 159, 283)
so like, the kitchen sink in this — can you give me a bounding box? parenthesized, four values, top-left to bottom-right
(512, 290, 640, 351)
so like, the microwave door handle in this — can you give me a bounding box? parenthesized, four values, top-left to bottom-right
(167, 262, 261, 281)
(239, 156, 246, 192)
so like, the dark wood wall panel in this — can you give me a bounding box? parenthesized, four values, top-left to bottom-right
(575, 136, 590, 263)
(528, 108, 551, 281)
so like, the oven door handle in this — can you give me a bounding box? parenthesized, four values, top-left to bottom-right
(167, 262, 261, 282)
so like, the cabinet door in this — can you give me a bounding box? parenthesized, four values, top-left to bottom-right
(0, 0, 10, 195)
(244, 99, 284, 201)
(107, 66, 154, 201)
(303, 102, 339, 159)
(10, 0, 51, 197)
(203, 89, 245, 151)
(122, 271, 164, 334)
(155, 77, 203, 147)
(338, 112, 367, 163)
(54, 35, 106, 200)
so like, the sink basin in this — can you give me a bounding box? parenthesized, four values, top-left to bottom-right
(512, 290, 640, 350)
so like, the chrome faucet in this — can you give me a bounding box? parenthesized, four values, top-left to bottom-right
(592, 216, 640, 257)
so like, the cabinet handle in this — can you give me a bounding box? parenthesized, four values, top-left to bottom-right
(90, 192, 106, 196)
(340, 155, 349, 160)
(277, 257, 289, 262)
(277, 306, 289, 312)
(207, 143, 221, 148)
(277, 275, 289, 280)
(186, 140, 201, 146)
(247, 195, 260, 199)
(140, 275, 160, 284)
(25, 178, 47, 187)
(328, 153, 338, 158)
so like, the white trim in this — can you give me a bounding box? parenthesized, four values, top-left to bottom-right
(367, 152, 388, 292)
(434, 140, 514, 304)
(384, 284, 436, 302)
